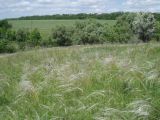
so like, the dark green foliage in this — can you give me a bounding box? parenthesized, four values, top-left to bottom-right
(40, 37, 55, 47)
(29, 28, 42, 46)
(0, 40, 7, 53)
(103, 18, 133, 43)
(114, 22, 133, 43)
(0, 28, 6, 39)
(52, 26, 73, 46)
(0, 20, 12, 39)
(117, 13, 136, 31)
(154, 21, 160, 41)
(14, 12, 124, 20)
(0, 40, 19, 53)
(102, 25, 117, 43)
(16, 29, 30, 42)
(5, 30, 16, 41)
(8, 12, 160, 21)
(0, 20, 12, 30)
(6, 42, 19, 53)
(73, 20, 105, 44)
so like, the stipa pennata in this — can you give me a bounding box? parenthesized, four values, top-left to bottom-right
(127, 100, 151, 117)
(19, 80, 35, 93)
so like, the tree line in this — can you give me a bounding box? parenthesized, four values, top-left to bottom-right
(8, 12, 160, 21)
(1, 12, 160, 53)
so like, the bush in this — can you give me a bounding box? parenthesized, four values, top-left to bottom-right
(114, 23, 133, 43)
(40, 37, 55, 47)
(0, 28, 6, 39)
(16, 29, 30, 42)
(73, 20, 105, 44)
(0, 40, 19, 53)
(5, 30, 16, 41)
(132, 12, 156, 42)
(0, 40, 7, 53)
(0, 20, 12, 30)
(29, 28, 42, 46)
(52, 26, 73, 46)
(154, 21, 160, 41)
(6, 42, 19, 53)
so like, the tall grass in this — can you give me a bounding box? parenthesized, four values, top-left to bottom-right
(0, 43, 160, 120)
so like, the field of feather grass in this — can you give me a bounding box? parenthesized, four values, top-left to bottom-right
(0, 43, 160, 120)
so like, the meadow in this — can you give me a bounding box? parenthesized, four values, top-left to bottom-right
(9, 20, 116, 37)
(0, 43, 160, 120)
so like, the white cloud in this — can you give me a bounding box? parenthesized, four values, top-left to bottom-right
(123, 0, 160, 12)
(0, 0, 160, 19)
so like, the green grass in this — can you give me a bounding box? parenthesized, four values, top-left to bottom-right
(9, 20, 116, 38)
(0, 43, 160, 120)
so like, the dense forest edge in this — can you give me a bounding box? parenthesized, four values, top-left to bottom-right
(6, 12, 160, 21)
(1, 12, 160, 53)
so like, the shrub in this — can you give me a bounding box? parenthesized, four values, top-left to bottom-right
(114, 22, 133, 43)
(154, 21, 160, 41)
(103, 25, 118, 43)
(0, 40, 7, 53)
(0, 20, 12, 30)
(29, 28, 42, 46)
(114, 14, 137, 43)
(40, 37, 55, 47)
(6, 42, 19, 53)
(73, 20, 105, 44)
(16, 29, 30, 42)
(52, 26, 73, 46)
(0, 40, 19, 53)
(0, 28, 6, 39)
(132, 12, 156, 42)
(5, 30, 16, 41)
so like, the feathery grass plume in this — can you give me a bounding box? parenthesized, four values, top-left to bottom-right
(85, 90, 106, 99)
(0, 43, 160, 119)
(146, 70, 159, 80)
(129, 65, 140, 72)
(63, 87, 83, 94)
(87, 103, 99, 112)
(19, 80, 35, 93)
(69, 72, 86, 81)
(94, 107, 123, 120)
(103, 56, 114, 65)
(19, 80, 39, 101)
(127, 100, 151, 117)
(94, 100, 151, 120)
(117, 59, 132, 69)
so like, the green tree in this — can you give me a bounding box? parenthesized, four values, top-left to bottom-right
(132, 12, 156, 42)
(16, 29, 30, 42)
(0, 20, 12, 30)
(30, 28, 42, 46)
(5, 30, 16, 41)
(111, 14, 135, 43)
(73, 19, 105, 44)
(52, 26, 73, 46)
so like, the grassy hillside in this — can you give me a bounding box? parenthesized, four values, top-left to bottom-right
(0, 44, 160, 119)
(9, 20, 116, 37)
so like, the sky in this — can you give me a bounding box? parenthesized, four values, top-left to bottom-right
(0, 0, 160, 19)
